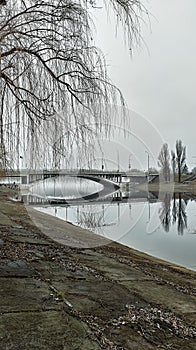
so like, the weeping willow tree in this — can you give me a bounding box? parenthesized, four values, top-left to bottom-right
(0, 0, 147, 170)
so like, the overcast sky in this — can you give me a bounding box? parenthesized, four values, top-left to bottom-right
(92, 0, 196, 171)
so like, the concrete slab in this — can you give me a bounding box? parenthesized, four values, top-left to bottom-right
(0, 212, 14, 226)
(0, 259, 36, 277)
(0, 311, 100, 350)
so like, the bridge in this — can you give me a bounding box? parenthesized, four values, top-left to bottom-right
(5, 169, 159, 184)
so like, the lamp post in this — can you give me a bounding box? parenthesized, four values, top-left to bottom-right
(145, 151, 150, 182)
(117, 151, 120, 172)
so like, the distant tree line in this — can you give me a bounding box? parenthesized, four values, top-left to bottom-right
(158, 140, 189, 183)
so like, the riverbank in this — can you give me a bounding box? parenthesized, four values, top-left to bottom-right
(0, 190, 195, 349)
(137, 182, 196, 194)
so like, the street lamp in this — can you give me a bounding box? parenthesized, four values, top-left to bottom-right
(117, 151, 120, 172)
(145, 150, 150, 182)
(145, 151, 150, 173)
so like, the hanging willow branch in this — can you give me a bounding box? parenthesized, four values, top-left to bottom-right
(0, 0, 147, 169)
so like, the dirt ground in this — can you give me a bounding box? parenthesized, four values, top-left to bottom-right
(0, 190, 195, 350)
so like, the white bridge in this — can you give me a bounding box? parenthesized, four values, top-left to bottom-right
(6, 169, 159, 185)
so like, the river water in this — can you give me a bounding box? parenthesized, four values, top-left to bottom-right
(24, 176, 196, 270)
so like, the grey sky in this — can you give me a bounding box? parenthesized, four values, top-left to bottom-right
(93, 0, 196, 170)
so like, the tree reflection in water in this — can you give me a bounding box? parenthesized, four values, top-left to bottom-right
(175, 193, 187, 235)
(77, 205, 115, 234)
(159, 192, 188, 235)
(159, 192, 172, 232)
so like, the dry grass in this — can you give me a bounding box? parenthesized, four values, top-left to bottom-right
(0, 167, 6, 179)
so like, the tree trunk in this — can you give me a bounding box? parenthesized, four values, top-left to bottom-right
(178, 163, 181, 183)
(0, 85, 6, 170)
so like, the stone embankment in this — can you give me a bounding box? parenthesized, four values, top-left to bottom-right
(0, 190, 195, 349)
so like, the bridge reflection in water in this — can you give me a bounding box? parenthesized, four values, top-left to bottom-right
(22, 187, 196, 237)
(22, 187, 158, 206)
(21, 180, 196, 270)
(28, 191, 196, 267)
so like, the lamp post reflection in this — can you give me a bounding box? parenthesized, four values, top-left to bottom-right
(128, 154, 132, 171)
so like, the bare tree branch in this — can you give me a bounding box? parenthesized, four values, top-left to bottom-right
(0, 0, 146, 169)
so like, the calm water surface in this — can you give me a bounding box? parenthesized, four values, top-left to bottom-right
(30, 177, 196, 271)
